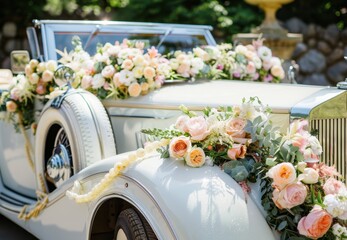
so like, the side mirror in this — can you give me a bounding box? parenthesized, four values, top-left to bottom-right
(10, 50, 30, 74)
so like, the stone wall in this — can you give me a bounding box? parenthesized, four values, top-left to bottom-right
(284, 18, 347, 86)
(1, 19, 347, 86)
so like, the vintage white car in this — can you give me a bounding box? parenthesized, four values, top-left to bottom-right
(0, 20, 346, 240)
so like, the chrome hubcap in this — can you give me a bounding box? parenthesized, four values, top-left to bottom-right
(46, 128, 71, 187)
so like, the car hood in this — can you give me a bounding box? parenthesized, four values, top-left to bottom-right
(103, 80, 327, 114)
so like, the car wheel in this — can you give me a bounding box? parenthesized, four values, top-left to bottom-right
(114, 208, 156, 240)
(35, 90, 116, 192)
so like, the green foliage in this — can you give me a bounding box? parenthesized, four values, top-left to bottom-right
(141, 128, 183, 139)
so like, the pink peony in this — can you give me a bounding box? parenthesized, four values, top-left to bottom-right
(297, 205, 332, 239)
(272, 182, 307, 209)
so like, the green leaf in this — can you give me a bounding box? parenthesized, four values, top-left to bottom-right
(277, 220, 287, 231)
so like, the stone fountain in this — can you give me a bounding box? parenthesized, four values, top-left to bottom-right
(233, 0, 302, 61)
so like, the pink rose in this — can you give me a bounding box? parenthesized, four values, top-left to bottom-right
(36, 83, 46, 95)
(297, 205, 332, 239)
(323, 177, 346, 195)
(169, 136, 191, 159)
(175, 115, 189, 133)
(227, 144, 247, 160)
(246, 61, 256, 74)
(186, 116, 209, 141)
(267, 162, 297, 190)
(101, 65, 116, 78)
(225, 118, 246, 138)
(272, 182, 307, 209)
(185, 147, 205, 167)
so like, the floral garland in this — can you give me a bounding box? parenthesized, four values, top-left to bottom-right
(66, 139, 169, 203)
(0, 37, 284, 130)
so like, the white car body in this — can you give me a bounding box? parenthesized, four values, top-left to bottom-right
(0, 20, 346, 239)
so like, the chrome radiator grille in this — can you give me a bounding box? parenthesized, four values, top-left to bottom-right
(310, 118, 347, 180)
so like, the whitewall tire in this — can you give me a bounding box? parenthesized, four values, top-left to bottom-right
(35, 90, 116, 192)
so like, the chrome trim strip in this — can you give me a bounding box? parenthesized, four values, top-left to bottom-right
(36, 19, 213, 30)
(291, 88, 346, 119)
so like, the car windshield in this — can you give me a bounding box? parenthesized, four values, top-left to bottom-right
(38, 20, 216, 61)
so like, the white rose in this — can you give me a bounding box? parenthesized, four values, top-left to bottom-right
(36, 62, 46, 73)
(29, 59, 39, 69)
(132, 67, 144, 79)
(91, 74, 106, 89)
(257, 46, 272, 61)
(133, 55, 146, 66)
(324, 194, 345, 218)
(296, 162, 307, 173)
(46, 60, 57, 72)
(29, 73, 39, 85)
(119, 70, 135, 86)
(308, 136, 323, 155)
(298, 168, 319, 184)
(235, 45, 248, 55)
(81, 75, 92, 89)
(332, 223, 347, 237)
(170, 59, 179, 70)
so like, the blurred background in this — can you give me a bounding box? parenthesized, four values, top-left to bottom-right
(1, 0, 347, 85)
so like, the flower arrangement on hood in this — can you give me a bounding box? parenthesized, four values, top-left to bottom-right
(192, 38, 285, 83)
(0, 36, 285, 131)
(141, 97, 279, 188)
(56, 37, 172, 99)
(142, 99, 347, 240)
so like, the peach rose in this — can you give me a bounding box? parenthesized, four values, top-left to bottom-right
(185, 147, 205, 168)
(297, 205, 332, 239)
(41, 70, 54, 82)
(272, 182, 307, 209)
(25, 65, 33, 76)
(227, 144, 247, 160)
(46, 60, 57, 72)
(267, 162, 297, 190)
(186, 116, 209, 141)
(6, 101, 17, 112)
(271, 65, 285, 79)
(128, 82, 141, 97)
(169, 136, 191, 159)
(143, 66, 156, 80)
(323, 177, 346, 195)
